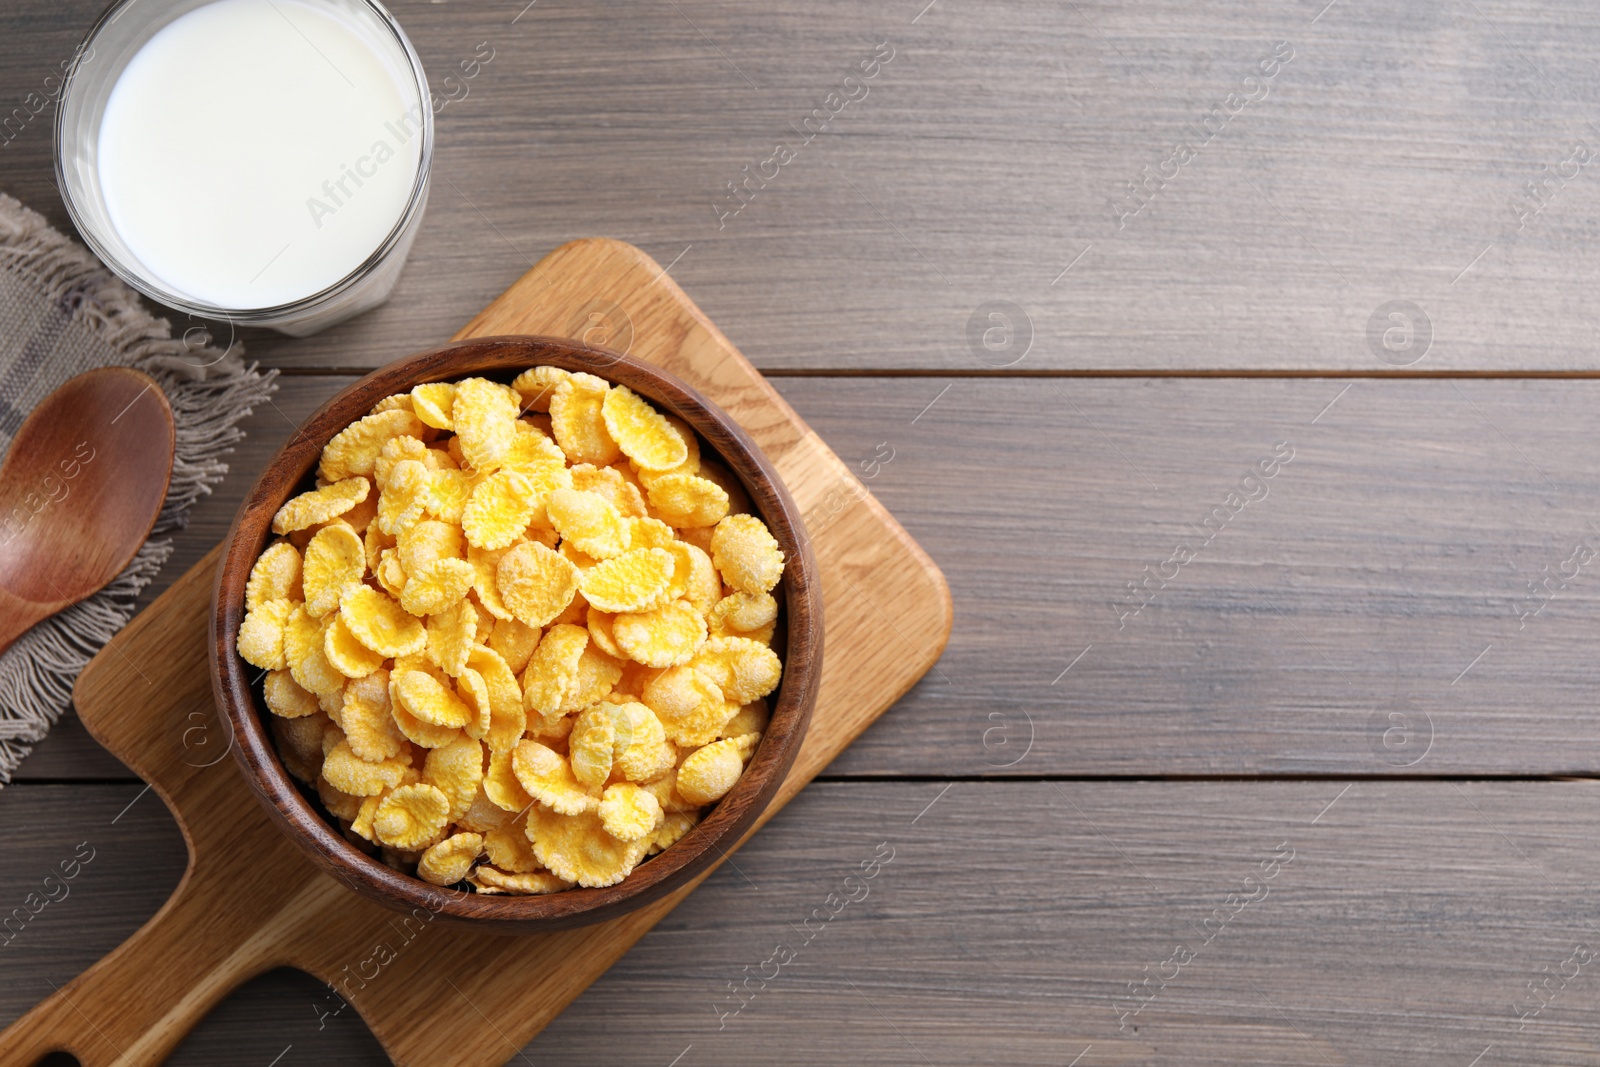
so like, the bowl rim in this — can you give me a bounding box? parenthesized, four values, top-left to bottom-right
(210, 336, 822, 932)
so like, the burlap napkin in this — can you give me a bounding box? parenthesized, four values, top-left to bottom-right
(0, 191, 275, 782)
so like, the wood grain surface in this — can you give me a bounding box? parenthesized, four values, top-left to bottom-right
(8, 780, 1600, 1066)
(10, 0, 1600, 371)
(5, 0, 1600, 1062)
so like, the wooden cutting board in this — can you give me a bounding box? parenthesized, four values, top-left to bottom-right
(0, 238, 952, 1067)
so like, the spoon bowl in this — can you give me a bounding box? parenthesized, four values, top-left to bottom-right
(0, 367, 174, 653)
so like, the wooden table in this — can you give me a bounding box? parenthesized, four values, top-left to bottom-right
(6, 1, 1600, 1062)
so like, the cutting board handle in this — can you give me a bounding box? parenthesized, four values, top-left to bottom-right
(0, 862, 269, 1066)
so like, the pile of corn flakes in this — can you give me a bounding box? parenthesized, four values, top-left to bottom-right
(236, 367, 785, 892)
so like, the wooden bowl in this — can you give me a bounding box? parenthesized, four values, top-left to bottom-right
(210, 336, 822, 932)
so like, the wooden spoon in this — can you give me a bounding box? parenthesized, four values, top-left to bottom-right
(0, 367, 174, 654)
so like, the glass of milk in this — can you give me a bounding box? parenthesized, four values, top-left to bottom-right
(56, 0, 432, 336)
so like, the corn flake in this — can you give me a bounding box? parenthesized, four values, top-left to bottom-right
(469, 595, 497, 641)
(528, 805, 649, 888)
(363, 522, 395, 573)
(457, 785, 512, 834)
(424, 734, 485, 822)
(586, 608, 624, 659)
(376, 460, 430, 535)
(373, 549, 406, 600)
(676, 523, 715, 554)
(642, 665, 734, 747)
(650, 811, 699, 854)
(302, 524, 365, 618)
(340, 587, 426, 658)
(526, 708, 575, 743)
(521, 623, 588, 717)
(496, 541, 581, 627)
(426, 468, 472, 523)
(319, 408, 423, 482)
(396, 519, 464, 574)
(579, 547, 675, 613)
(272, 477, 370, 536)
(697, 458, 752, 517)
(469, 866, 573, 894)
(709, 591, 779, 643)
(322, 739, 410, 796)
(676, 738, 749, 805)
(374, 435, 428, 491)
(646, 472, 728, 529)
(454, 377, 519, 471)
(390, 696, 466, 750)
(246, 542, 302, 611)
(425, 598, 477, 677)
(274, 714, 326, 782)
(374, 784, 451, 850)
(462, 470, 537, 550)
(485, 812, 542, 872)
(568, 705, 615, 790)
(502, 422, 567, 473)
(284, 606, 345, 696)
(602, 385, 688, 472)
(324, 616, 386, 678)
(679, 543, 723, 616)
(317, 776, 364, 822)
(564, 645, 622, 712)
(263, 667, 320, 719)
(393, 669, 473, 728)
(626, 516, 676, 552)
(400, 557, 475, 617)
(411, 382, 456, 431)
(341, 669, 405, 761)
(639, 766, 693, 815)
(572, 464, 647, 519)
(455, 666, 493, 740)
(613, 599, 707, 668)
(720, 699, 770, 740)
(610, 701, 675, 783)
(488, 616, 542, 675)
(551, 584, 588, 631)
(418, 831, 482, 885)
(369, 393, 413, 416)
(511, 365, 570, 412)
(549, 372, 621, 465)
(513, 739, 599, 815)
(468, 541, 521, 621)
(484, 748, 535, 812)
(559, 539, 601, 573)
(690, 636, 782, 704)
(467, 645, 527, 753)
(711, 514, 785, 595)
(340, 491, 379, 535)
(547, 487, 630, 559)
(238, 598, 294, 671)
(599, 782, 664, 842)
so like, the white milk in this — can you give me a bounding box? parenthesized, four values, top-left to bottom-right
(97, 0, 424, 310)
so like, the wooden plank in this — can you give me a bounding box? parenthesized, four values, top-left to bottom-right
(26, 373, 1600, 781)
(6, 780, 1600, 1065)
(792, 376, 1600, 776)
(8, 1, 1600, 371)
